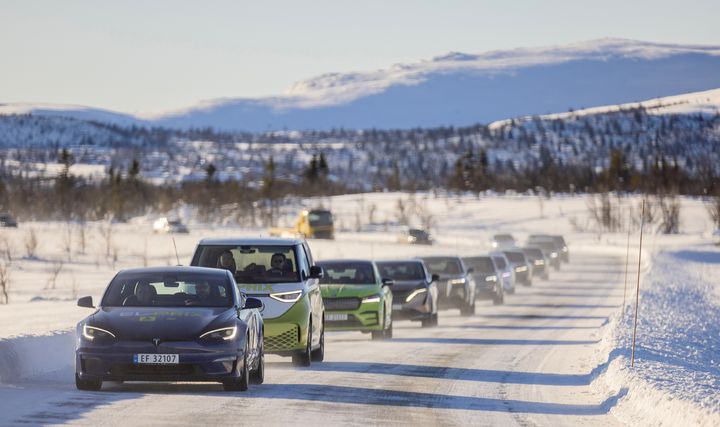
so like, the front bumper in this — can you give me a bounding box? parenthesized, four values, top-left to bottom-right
(324, 300, 384, 331)
(391, 291, 432, 321)
(475, 281, 499, 299)
(76, 340, 243, 383)
(263, 298, 311, 354)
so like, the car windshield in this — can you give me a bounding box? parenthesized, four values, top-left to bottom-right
(101, 271, 233, 307)
(318, 262, 376, 285)
(409, 229, 428, 239)
(308, 210, 333, 226)
(504, 252, 526, 263)
(494, 234, 514, 241)
(463, 257, 495, 273)
(377, 262, 426, 281)
(423, 258, 462, 275)
(192, 245, 300, 283)
(493, 256, 507, 269)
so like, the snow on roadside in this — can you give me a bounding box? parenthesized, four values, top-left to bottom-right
(596, 245, 720, 427)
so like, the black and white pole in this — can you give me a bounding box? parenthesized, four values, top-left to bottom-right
(623, 228, 630, 308)
(631, 198, 645, 368)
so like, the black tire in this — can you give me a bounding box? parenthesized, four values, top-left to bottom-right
(493, 293, 504, 305)
(384, 321, 393, 339)
(460, 300, 475, 317)
(421, 316, 433, 328)
(292, 322, 312, 367)
(75, 374, 102, 391)
(431, 313, 439, 326)
(250, 341, 264, 385)
(371, 330, 385, 340)
(311, 322, 325, 362)
(224, 342, 250, 391)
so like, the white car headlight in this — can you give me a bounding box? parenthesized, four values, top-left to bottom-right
(515, 266, 528, 272)
(270, 290, 303, 303)
(405, 288, 427, 303)
(448, 278, 466, 286)
(534, 260, 544, 265)
(485, 275, 497, 282)
(362, 295, 381, 304)
(550, 252, 558, 258)
(82, 325, 116, 341)
(199, 326, 237, 341)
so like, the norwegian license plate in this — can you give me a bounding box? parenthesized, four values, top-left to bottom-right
(133, 354, 179, 364)
(326, 313, 348, 321)
(392, 304, 403, 310)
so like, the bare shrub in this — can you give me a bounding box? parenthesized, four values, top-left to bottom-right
(46, 259, 64, 290)
(0, 235, 12, 262)
(657, 194, 681, 234)
(25, 228, 39, 258)
(707, 195, 720, 230)
(0, 260, 10, 304)
(76, 222, 87, 255)
(587, 193, 622, 232)
(62, 225, 73, 261)
(395, 198, 409, 226)
(99, 220, 113, 258)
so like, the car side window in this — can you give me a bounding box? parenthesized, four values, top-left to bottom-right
(296, 245, 310, 280)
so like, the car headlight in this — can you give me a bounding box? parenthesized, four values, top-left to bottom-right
(405, 288, 427, 303)
(407, 236, 417, 242)
(82, 325, 116, 341)
(562, 246, 568, 252)
(515, 266, 528, 272)
(485, 275, 497, 282)
(270, 290, 303, 303)
(448, 278, 466, 286)
(362, 295, 381, 304)
(491, 242, 498, 247)
(199, 326, 237, 341)
(534, 260, 544, 265)
(550, 252, 558, 258)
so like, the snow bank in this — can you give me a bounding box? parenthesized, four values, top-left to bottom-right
(0, 330, 75, 383)
(595, 245, 720, 426)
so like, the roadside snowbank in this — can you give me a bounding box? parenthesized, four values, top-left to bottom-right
(0, 330, 74, 383)
(596, 245, 720, 427)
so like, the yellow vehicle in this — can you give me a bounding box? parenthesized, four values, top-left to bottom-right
(270, 209, 334, 239)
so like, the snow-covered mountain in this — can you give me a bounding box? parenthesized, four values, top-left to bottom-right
(3, 38, 720, 131)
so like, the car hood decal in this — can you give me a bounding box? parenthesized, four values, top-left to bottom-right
(320, 284, 378, 299)
(92, 307, 233, 340)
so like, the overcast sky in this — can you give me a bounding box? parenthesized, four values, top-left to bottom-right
(2, 0, 719, 113)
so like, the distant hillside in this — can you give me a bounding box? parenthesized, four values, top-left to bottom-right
(3, 39, 720, 131)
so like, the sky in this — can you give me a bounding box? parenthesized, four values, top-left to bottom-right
(1, 0, 719, 114)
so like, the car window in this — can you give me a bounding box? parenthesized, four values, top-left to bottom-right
(464, 257, 495, 272)
(101, 272, 233, 307)
(317, 262, 376, 285)
(297, 244, 310, 280)
(423, 258, 462, 275)
(377, 262, 425, 280)
(193, 245, 300, 283)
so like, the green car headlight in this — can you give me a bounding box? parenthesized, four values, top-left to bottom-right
(199, 326, 237, 341)
(405, 288, 427, 303)
(270, 290, 303, 303)
(82, 325, 116, 341)
(362, 295, 381, 304)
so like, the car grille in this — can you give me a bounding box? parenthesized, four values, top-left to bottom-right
(265, 325, 299, 351)
(110, 364, 199, 376)
(323, 297, 361, 311)
(327, 314, 376, 327)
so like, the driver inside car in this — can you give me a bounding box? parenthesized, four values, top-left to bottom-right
(268, 253, 286, 276)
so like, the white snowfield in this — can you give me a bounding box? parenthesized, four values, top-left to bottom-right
(0, 193, 717, 426)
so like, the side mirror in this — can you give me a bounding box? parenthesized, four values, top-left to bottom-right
(243, 297, 263, 310)
(431, 274, 439, 283)
(77, 296, 94, 308)
(381, 278, 394, 287)
(466, 267, 475, 274)
(309, 265, 324, 279)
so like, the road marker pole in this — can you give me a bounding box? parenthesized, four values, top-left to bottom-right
(623, 228, 630, 308)
(631, 198, 645, 368)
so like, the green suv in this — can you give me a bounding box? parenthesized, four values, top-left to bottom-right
(191, 238, 325, 366)
(316, 259, 393, 340)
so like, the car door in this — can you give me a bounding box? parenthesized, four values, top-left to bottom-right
(233, 274, 259, 364)
(299, 242, 323, 346)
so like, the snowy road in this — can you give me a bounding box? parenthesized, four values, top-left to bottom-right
(0, 252, 627, 426)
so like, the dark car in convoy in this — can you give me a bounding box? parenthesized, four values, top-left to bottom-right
(376, 259, 439, 327)
(522, 247, 549, 280)
(75, 266, 264, 392)
(527, 240, 562, 270)
(528, 234, 569, 263)
(491, 252, 516, 294)
(502, 250, 533, 286)
(420, 256, 476, 316)
(463, 256, 504, 305)
(397, 228, 433, 245)
(491, 233, 516, 249)
(0, 213, 17, 227)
